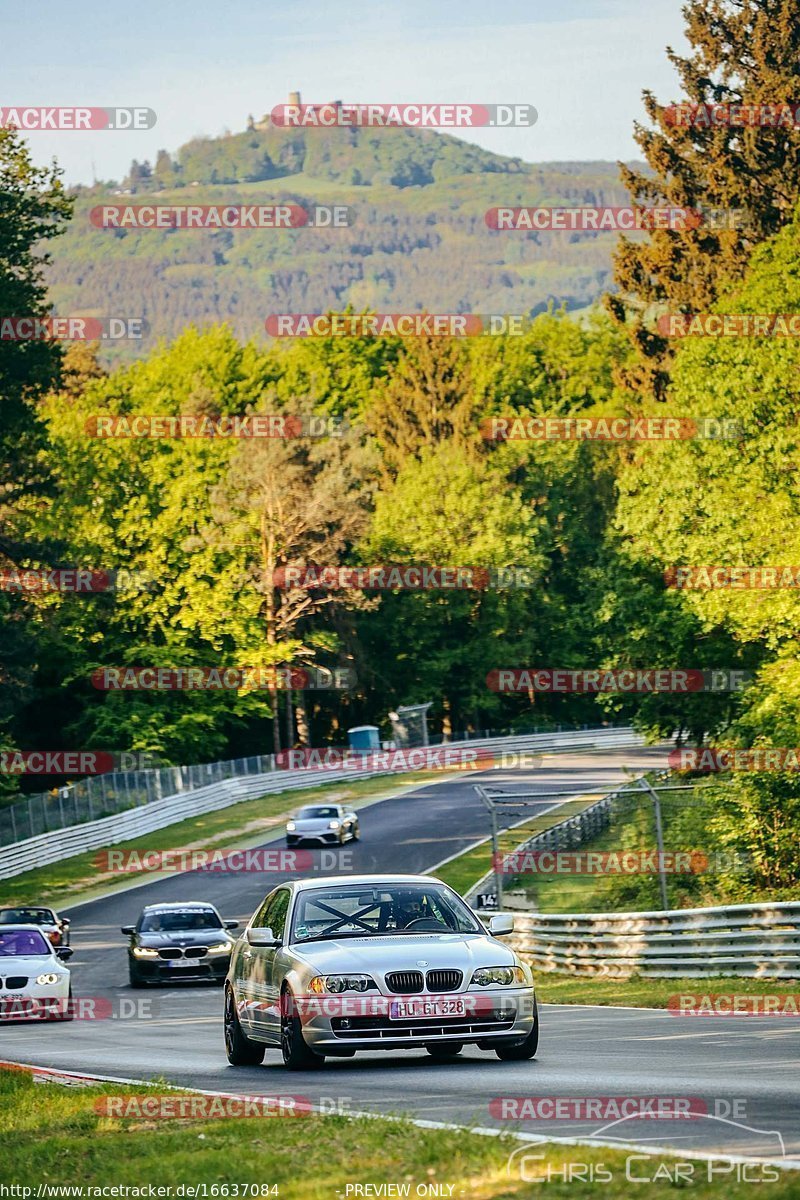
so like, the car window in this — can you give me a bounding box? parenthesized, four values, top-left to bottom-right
(252, 889, 290, 939)
(0, 929, 51, 956)
(297, 806, 340, 819)
(0, 908, 54, 924)
(290, 884, 480, 943)
(139, 909, 222, 932)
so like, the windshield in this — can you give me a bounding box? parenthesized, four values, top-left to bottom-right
(0, 908, 55, 925)
(291, 884, 480, 943)
(297, 806, 339, 819)
(139, 910, 222, 932)
(0, 929, 51, 956)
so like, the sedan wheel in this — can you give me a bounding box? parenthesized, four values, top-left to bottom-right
(495, 999, 539, 1061)
(280, 988, 324, 1070)
(224, 986, 265, 1066)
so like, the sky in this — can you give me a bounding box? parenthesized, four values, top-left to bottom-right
(1, 0, 689, 186)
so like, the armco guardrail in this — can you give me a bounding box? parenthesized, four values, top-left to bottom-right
(0, 726, 642, 880)
(506, 901, 800, 979)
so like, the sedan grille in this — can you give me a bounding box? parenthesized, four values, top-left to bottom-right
(157, 946, 208, 960)
(385, 970, 423, 994)
(426, 969, 462, 992)
(2, 976, 28, 989)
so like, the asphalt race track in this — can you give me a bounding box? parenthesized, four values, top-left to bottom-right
(4, 747, 800, 1166)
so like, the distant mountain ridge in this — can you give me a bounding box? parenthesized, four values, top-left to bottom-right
(47, 115, 639, 361)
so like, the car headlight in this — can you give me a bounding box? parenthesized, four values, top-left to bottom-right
(328, 820, 341, 830)
(36, 973, 60, 985)
(470, 966, 526, 986)
(286, 821, 296, 831)
(206, 942, 231, 954)
(309, 974, 376, 993)
(132, 946, 160, 958)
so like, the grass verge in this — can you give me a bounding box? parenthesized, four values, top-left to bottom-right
(434, 793, 605, 896)
(535, 972, 799, 1008)
(0, 771, 446, 910)
(1, 1068, 794, 1198)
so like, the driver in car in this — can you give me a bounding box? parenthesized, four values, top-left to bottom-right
(394, 895, 433, 929)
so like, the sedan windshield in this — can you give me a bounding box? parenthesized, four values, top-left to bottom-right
(292, 884, 480, 943)
(0, 908, 55, 925)
(0, 929, 51, 956)
(139, 910, 222, 932)
(297, 806, 339, 819)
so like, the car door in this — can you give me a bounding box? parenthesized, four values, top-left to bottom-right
(241, 888, 290, 1041)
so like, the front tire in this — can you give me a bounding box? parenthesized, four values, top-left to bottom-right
(495, 999, 539, 1061)
(280, 988, 324, 1070)
(224, 986, 265, 1065)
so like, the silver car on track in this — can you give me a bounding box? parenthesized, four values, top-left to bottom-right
(285, 803, 359, 846)
(224, 873, 538, 1070)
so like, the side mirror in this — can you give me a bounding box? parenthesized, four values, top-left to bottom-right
(56, 946, 74, 960)
(60, 917, 71, 926)
(120, 925, 135, 935)
(246, 926, 280, 948)
(488, 914, 515, 936)
(225, 920, 240, 930)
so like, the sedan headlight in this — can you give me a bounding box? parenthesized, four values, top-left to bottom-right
(36, 973, 60, 985)
(132, 946, 160, 958)
(286, 821, 296, 831)
(328, 820, 341, 830)
(309, 974, 376, 993)
(206, 942, 231, 954)
(470, 966, 526, 986)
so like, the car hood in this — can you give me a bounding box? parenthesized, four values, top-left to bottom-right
(290, 932, 517, 975)
(290, 818, 336, 831)
(136, 931, 230, 947)
(0, 955, 66, 972)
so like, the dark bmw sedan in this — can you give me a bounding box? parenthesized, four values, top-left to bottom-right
(122, 902, 239, 987)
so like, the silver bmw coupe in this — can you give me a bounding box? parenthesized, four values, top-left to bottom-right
(224, 873, 538, 1069)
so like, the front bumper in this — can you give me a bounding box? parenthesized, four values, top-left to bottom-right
(296, 987, 536, 1051)
(0, 978, 71, 1021)
(286, 831, 342, 846)
(130, 954, 230, 983)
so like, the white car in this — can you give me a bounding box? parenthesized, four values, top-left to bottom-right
(286, 803, 360, 847)
(0, 925, 73, 1021)
(224, 874, 538, 1069)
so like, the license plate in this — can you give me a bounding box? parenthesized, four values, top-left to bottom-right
(168, 959, 199, 968)
(389, 998, 466, 1020)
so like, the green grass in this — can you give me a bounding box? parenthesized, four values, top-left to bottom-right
(0, 771, 444, 909)
(535, 972, 800, 1008)
(434, 794, 606, 896)
(1, 1068, 795, 1197)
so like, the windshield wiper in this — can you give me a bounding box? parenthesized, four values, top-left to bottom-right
(295, 930, 378, 944)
